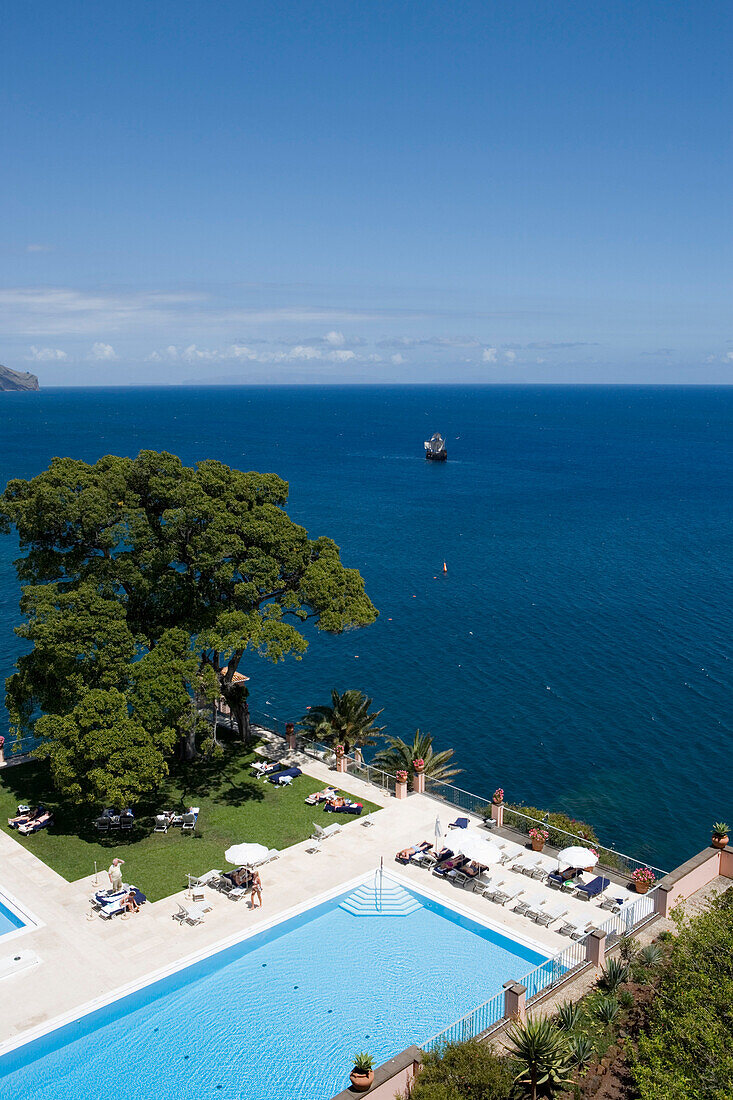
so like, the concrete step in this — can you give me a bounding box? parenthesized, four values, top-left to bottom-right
(340, 881, 422, 917)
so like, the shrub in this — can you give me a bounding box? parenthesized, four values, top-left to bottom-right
(618, 935, 639, 963)
(637, 943, 664, 969)
(408, 1040, 513, 1100)
(505, 1016, 574, 1098)
(632, 888, 733, 1099)
(619, 989, 635, 1009)
(599, 958, 630, 992)
(555, 1000, 580, 1032)
(594, 995, 620, 1025)
(568, 1034, 594, 1067)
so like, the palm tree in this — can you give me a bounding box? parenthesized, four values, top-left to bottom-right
(372, 730, 460, 782)
(300, 689, 385, 755)
(505, 1016, 574, 1099)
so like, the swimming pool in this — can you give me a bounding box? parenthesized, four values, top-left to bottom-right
(0, 888, 31, 942)
(0, 873, 551, 1100)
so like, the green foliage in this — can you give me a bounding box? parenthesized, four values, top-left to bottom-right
(599, 958, 629, 993)
(712, 822, 729, 836)
(618, 989, 634, 1009)
(503, 805, 601, 850)
(0, 451, 377, 800)
(34, 688, 175, 806)
(505, 1016, 574, 1099)
(632, 888, 733, 1099)
(409, 1040, 513, 1100)
(373, 730, 460, 782)
(300, 689, 385, 754)
(554, 1001, 580, 1032)
(593, 995, 619, 1025)
(637, 942, 664, 969)
(618, 935, 639, 963)
(567, 1034, 594, 1067)
(352, 1052, 374, 1073)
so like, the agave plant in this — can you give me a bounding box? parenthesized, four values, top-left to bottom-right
(300, 689, 385, 755)
(638, 942, 664, 968)
(594, 995, 620, 1025)
(373, 729, 460, 782)
(555, 1000, 580, 1032)
(599, 957, 629, 992)
(568, 1034, 594, 1067)
(505, 1016, 574, 1099)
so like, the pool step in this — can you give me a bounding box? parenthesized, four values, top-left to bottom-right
(339, 881, 422, 917)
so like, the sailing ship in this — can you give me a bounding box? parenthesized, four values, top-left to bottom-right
(424, 432, 447, 461)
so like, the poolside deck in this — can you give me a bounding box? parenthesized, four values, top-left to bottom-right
(0, 753, 645, 1055)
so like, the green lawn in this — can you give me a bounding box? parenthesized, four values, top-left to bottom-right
(0, 745, 380, 901)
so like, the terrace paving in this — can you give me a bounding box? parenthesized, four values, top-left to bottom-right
(0, 752, 650, 1056)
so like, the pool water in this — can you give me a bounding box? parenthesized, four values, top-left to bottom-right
(0, 897, 25, 938)
(0, 879, 548, 1100)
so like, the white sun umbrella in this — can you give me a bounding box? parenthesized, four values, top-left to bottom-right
(434, 816, 442, 849)
(557, 846, 598, 869)
(225, 842, 269, 866)
(455, 835, 504, 867)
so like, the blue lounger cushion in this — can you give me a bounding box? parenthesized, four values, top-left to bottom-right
(576, 876, 610, 899)
(269, 767, 302, 783)
(449, 817, 469, 829)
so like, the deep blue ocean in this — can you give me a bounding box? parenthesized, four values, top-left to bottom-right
(0, 385, 730, 871)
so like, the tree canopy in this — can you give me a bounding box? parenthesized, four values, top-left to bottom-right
(299, 688, 385, 754)
(373, 730, 460, 782)
(0, 450, 377, 801)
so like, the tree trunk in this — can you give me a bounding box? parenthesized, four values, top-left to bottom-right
(220, 682, 252, 744)
(179, 706, 198, 762)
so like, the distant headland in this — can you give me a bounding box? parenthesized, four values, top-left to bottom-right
(0, 364, 39, 391)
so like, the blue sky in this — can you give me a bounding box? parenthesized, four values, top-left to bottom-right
(2, 1, 731, 384)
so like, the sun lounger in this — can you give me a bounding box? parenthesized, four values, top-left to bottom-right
(575, 875, 611, 900)
(558, 915, 594, 939)
(548, 868, 581, 889)
(512, 853, 541, 876)
(173, 902, 205, 926)
(216, 877, 249, 900)
(305, 787, 338, 805)
(450, 862, 483, 887)
(448, 817, 470, 830)
(496, 840, 525, 863)
(270, 767, 302, 785)
(530, 854, 560, 880)
(480, 878, 506, 900)
(532, 900, 569, 926)
(154, 811, 174, 833)
(18, 811, 53, 835)
(599, 893, 627, 912)
(491, 883, 525, 906)
(360, 812, 378, 827)
(251, 849, 279, 866)
(8, 805, 44, 829)
(252, 760, 279, 776)
(119, 812, 134, 831)
(514, 891, 546, 916)
(433, 855, 469, 877)
(99, 887, 146, 919)
(181, 807, 199, 832)
(412, 848, 439, 868)
(395, 841, 432, 865)
(311, 821, 342, 841)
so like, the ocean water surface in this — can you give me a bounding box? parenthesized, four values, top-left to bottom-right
(0, 384, 730, 870)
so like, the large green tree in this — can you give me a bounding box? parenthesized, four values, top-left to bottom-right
(299, 688, 385, 754)
(373, 730, 460, 782)
(0, 451, 377, 799)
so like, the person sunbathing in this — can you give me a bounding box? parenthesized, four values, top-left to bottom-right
(123, 889, 140, 914)
(7, 805, 42, 828)
(18, 809, 53, 835)
(226, 867, 251, 888)
(325, 796, 346, 809)
(305, 786, 337, 804)
(396, 841, 432, 863)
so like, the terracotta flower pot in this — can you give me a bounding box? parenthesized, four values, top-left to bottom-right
(531, 838, 545, 852)
(712, 835, 729, 850)
(634, 881, 650, 894)
(350, 1069, 374, 1092)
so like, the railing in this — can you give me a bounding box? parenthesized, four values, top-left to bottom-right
(422, 988, 505, 1051)
(298, 736, 336, 764)
(502, 807, 668, 879)
(524, 934, 589, 1002)
(597, 887, 657, 944)
(237, 707, 668, 878)
(423, 932, 591, 1052)
(423, 775, 491, 817)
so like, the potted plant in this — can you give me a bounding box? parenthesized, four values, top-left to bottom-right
(712, 822, 730, 850)
(529, 827, 549, 852)
(492, 787, 504, 805)
(412, 757, 425, 773)
(631, 867, 655, 894)
(350, 1052, 374, 1092)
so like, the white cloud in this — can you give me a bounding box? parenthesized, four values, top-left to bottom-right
(725, 352, 733, 362)
(504, 350, 517, 362)
(27, 345, 68, 361)
(89, 342, 118, 361)
(328, 349, 355, 362)
(391, 353, 406, 365)
(26, 243, 53, 253)
(482, 347, 498, 363)
(324, 330, 345, 346)
(536, 357, 546, 364)
(288, 345, 322, 361)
